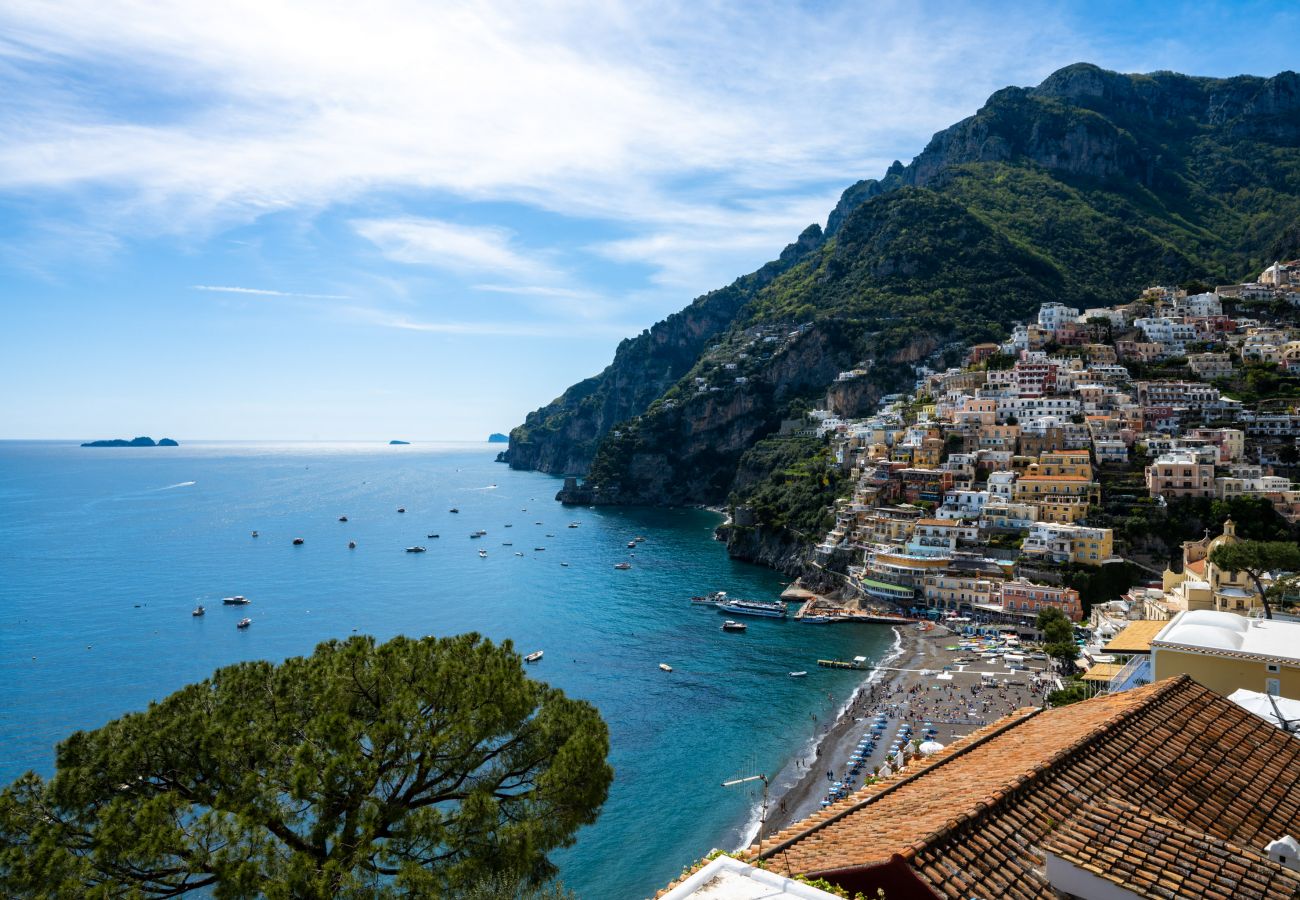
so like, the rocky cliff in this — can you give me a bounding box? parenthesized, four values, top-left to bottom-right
(514, 62, 1300, 564)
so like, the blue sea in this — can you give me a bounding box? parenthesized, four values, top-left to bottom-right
(0, 441, 892, 898)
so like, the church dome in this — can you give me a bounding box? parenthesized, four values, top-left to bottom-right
(1207, 519, 1239, 555)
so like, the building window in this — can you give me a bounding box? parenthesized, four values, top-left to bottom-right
(1268, 663, 1281, 674)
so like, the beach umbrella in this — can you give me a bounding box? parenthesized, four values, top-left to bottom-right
(918, 740, 945, 755)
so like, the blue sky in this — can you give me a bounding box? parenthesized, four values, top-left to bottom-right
(2, 0, 1297, 440)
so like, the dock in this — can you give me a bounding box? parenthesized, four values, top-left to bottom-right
(817, 658, 871, 670)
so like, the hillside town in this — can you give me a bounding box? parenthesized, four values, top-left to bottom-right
(783, 259, 1300, 637)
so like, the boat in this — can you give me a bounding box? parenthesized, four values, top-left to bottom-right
(427, 533, 439, 539)
(800, 615, 833, 623)
(504, 524, 512, 528)
(635, 536, 646, 543)
(222, 595, 250, 605)
(690, 591, 728, 606)
(659, 663, 673, 672)
(627, 541, 637, 548)
(236, 618, 251, 629)
(717, 598, 787, 619)
(534, 547, 545, 551)
(478, 549, 488, 558)
(348, 541, 356, 549)
(292, 537, 304, 545)
(191, 605, 205, 617)
(568, 522, 580, 528)
(789, 671, 808, 677)
(251, 530, 258, 537)
(560, 562, 569, 567)
(721, 620, 747, 632)
(502, 542, 513, 546)
(338, 515, 348, 522)
(476, 529, 487, 536)
(449, 508, 459, 513)
(525, 650, 543, 663)
(397, 507, 405, 513)
(405, 546, 426, 553)
(613, 562, 632, 570)
(470, 532, 481, 539)
(514, 552, 524, 556)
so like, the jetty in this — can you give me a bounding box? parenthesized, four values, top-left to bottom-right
(785, 582, 917, 625)
(817, 657, 871, 670)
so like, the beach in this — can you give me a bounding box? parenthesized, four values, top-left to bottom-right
(759, 620, 1055, 836)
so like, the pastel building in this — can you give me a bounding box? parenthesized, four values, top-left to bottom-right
(1152, 610, 1300, 699)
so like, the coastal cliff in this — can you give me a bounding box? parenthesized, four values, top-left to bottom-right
(519, 63, 1300, 568)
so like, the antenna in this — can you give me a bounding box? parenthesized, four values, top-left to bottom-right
(721, 772, 771, 861)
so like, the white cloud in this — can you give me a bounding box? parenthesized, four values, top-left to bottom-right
(352, 218, 556, 281)
(340, 305, 631, 339)
(193, 285, 350, 300)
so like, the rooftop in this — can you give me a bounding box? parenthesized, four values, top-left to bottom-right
(1154, 610, 1300, 663)
(740, 677, 1300, 900)
(1102, 619, 1168, 655)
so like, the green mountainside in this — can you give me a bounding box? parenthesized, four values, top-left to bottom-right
(503, 63, 1300, 537)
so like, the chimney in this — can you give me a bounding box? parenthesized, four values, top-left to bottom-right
(1265, 835, 1300, 871)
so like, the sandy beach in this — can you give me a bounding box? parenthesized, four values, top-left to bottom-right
(757, 620, 1055, 837)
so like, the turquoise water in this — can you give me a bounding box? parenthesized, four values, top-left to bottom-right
(0, 442, 892, 898)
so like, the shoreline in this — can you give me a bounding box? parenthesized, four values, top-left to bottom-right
(745, 619, 1053, 840)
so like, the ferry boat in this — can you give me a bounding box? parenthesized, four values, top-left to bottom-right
(191, 605, 205, 617)
(717, 598, 787, 619)
(236, 618, 251, 629)
(405, 546, 426, 553)
(222, 595, 250, 605)
(525, 650, 543, 663)
(613, 562, 632, 570)
(720, 620, 747, 632)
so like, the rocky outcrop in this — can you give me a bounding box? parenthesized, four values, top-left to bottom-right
(716, 523, 811, 577)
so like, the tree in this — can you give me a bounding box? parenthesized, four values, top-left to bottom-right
(1209, 541, 1300, 620)
(0, 634, 612, 898)
(1037, 608, 1078, 670)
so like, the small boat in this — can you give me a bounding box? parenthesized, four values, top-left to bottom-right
(634, 536, 646, 543)
(568, 522, 580, 528)
(427, 533, 439, 539)
(800, 615, 833, 623)
(449, 508, 459, 514)
(789, 671, 808, 677)
(222, 596, 250, 605)
(478, 549, 488, 558)
(627, 541, 636, 548)
(338, 515, 348, 522)
(525, 650, 544, 663)
(397, 507, 405, 513)
(721, 620, 747, 632)
(251, 530, 258, 538)
(504, 524, 513, 528)
(191, 605, 205, 617)
(476, 529, 487, 536)
(515, 552, 524, 556)
(502, 542, 513, 546)
(659, 663, 673, 672)
(236, 618, 251, 629)
(405, 546, 426, 553)
(470, 533, 481, 539)
(560, 562, 570, 567)
(613, 562, 632, 570)
(690, 591, 727, 606)
(348, 541, 356, 549)
(534, 547, 545, 551)
(292, 537, 304, 545)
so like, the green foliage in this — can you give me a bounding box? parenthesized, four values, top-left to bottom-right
(1036, 607, 1073, 644)
(1047, 680, 1090, 708)
(0, 634, 612, 898)
(730, 436, 840, 535)
(1209, 541, 1300, 619)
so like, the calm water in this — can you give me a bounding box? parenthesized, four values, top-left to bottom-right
(0, 441, 891, 898)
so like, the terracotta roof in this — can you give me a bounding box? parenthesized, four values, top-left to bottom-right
(1103, 619, 1168, 655)
(1043, 797, 1300, 900)
(750, 677, 1300, 900)
(1187, 558, 1208, 577)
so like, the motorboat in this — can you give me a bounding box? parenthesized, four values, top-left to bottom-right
(627, 541, 636, 548)
(720, 620, 747, 632)
(449, 508, 459, 513)
(236, 618, 251, 629)
(405, 546, 426, 553)
(348, 541, 356, 549)
(292, 537, 304, 545)
(427, 533, 439, 539)
(222, 595, 250, 605)
(251, 530, 258, 538)
(478, 549, 488, 558)
(525, 650, 543, 663)
(338, 515, 348, 522)
(568, 522, 580, 528)
(690, 591, 727, 606)
(534, 547, 545, 551)
(470, 532, 481, 539)
(191, 605, 205, 617)
(514, 552, 524, 556)
(613, 562, 632, 570)
(659, 663, 673, 672)
(789, 671, 808, 677)
(397, 507, 405, 513)
(634, 536, 646, 543)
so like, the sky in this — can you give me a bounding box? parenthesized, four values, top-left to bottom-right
(2, 1, 1298, 440)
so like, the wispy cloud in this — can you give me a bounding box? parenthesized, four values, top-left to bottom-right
(352, 218, 556, 281)
(193, 285, 350, 300)
(341, 305, 632, 338)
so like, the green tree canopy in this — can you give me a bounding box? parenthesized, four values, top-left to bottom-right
(1209, 541, 1300, 620)
(0, 633, 612, 898)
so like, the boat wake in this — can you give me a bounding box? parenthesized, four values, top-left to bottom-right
(152, 481, 197, 491)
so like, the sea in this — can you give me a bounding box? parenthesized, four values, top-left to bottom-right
(0, 441, 894, 899)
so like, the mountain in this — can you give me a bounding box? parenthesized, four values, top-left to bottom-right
(503, 63, 1300, 563)
(81, 436, 178, 447)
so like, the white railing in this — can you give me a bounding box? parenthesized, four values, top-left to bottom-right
(1107, 656, 1152, 694)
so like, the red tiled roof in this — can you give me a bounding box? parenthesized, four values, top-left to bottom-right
(1043, 797, 1300, 900)
(750, 677, 1300, 900)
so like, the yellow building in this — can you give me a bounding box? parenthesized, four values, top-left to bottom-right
(1162, 519, 1263, 614)
(1152, 609, 1300, 699)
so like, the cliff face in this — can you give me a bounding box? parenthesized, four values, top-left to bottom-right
(516, 63, 1300, 557)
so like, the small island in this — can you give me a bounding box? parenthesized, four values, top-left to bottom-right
(81, 436, 179, 448)
(389, 440, 410, 445)
(487, 433, 508, 443)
